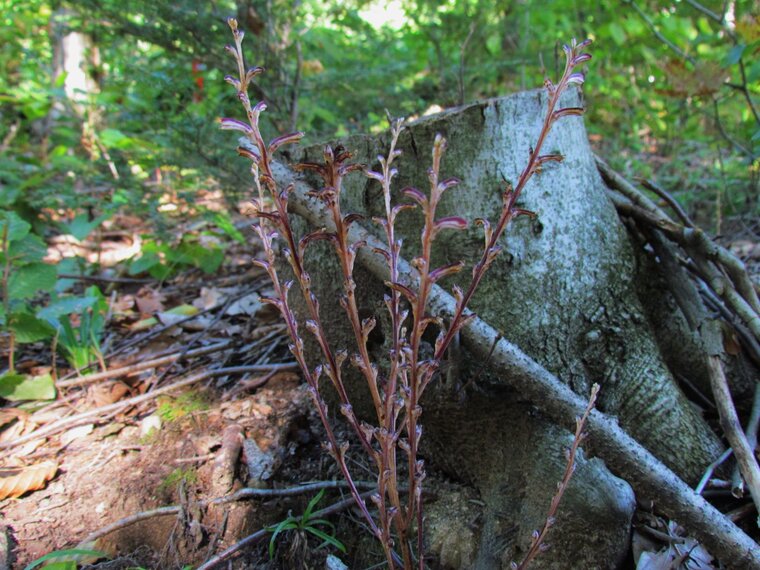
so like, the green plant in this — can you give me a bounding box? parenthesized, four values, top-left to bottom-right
(128, 234, 225, 280)
(267, 489, 346, 560)
(0, 210, 57, 372)
(221, 16, 593, 569)
(23, 547, 108, 570)
(38, 286, 109, 372)
(0, 210, 57, 401)
(158, 467, 198, 493)
(156, 391, 209, 423)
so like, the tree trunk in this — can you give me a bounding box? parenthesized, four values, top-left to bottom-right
(279, 89, 727, 568)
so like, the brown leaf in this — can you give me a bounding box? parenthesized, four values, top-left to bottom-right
(0, 408, 28, 430)
(0, 460, 58, 499)
(736, 15, 760, 45)
(721, 321, 742, 356)
(88, 382, 130, 407)
(193, 287, 225, 311)
(135, 287, 166, 315)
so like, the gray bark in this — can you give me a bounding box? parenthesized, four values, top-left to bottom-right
(276, 89, 731, 567)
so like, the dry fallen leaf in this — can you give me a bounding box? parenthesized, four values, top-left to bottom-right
(226, 293, 262, 316)
(0, 460, 58, 500)
(194, 287, 225, 310)
(60, 424, 94, 446)
(0, 408, 28, 430)
(88, 382, 130, 407)
(135, 287, 166, 315)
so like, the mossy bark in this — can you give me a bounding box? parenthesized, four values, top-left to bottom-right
(279, 88, 724, 568)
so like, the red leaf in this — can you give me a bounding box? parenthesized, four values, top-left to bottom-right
(403, 187, 427, 207)
(386, 281, 418, 305)
(433, 216, 468, 233)
(219, 118, 253, 134)
(429, 261, 464, 283)
(269, 131, 305, 153)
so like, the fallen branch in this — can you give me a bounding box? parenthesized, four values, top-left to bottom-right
(732, 383, 760, 497)
(0, 363, 297, 451)
(707, 355, 760, 523)
(196, 490, 376, 570)
(81, 480, 381, 546)
(57, 341, 233, 389)
(272, 160, 760, 567)
(597, 156, 760, 343)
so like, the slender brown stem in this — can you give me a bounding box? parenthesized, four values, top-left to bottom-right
(516, 384, 599, 569)
(224, 19, 386, 556)
(435, 42, 588, 363)
(222, 21, 593, 569)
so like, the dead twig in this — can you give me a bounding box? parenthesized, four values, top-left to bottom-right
(58, 273, 155, 285)
(0, 363, 297, 451)
(695, 447, 733, 495)
(197, 490, 376, 570)
(597, 156, 760, 343)
(638, 178, 694, 228)
(57, 341, 233, 388)
(152, 294, 237, 386)
(707, 355, 760, 524)
(731, 383, 760, 497)
(79, 480, 386, 546)
(210, 480, 388, 506)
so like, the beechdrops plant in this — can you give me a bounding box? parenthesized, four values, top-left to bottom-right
(220, 18, 594, 569)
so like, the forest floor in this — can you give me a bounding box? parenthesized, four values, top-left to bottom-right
(1, 195, 759, 570)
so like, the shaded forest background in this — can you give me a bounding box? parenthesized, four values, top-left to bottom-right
(2, 0, 758, 246)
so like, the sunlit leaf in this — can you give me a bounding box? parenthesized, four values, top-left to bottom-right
(9, 312, 55, 343)
(8, 263, 57, 299)
(0, 372, 56, 401)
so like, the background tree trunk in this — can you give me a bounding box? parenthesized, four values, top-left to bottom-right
(283, 88, 727, 567)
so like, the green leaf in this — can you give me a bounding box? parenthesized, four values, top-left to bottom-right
(303, 489, 325, 522)
(0, 372, 56, 401)
(22, 548, 108, 570)
(9, 312, 55, 343)
(211, 212, 245, 244)
(724, 44, 746, 67)
(34, 563, 75, 570)
(100, 128, 138, 149)
(8, 263, 57, 299)
(0, 211, 31, 243)
(8, 233, 47, 264)
(268, 518, 298, 560)
(37, 296, 100, 321)
(305, 526, 346, 553)
(129, 251, 161, 275)
(608, 22, 626, 46)
(0, 187, 20, 208)
(55, 258, 80, 293)
(64, 212, 112, 241)
(168, 242, 224, 274)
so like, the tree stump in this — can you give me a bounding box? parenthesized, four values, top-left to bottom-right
(279, 88, 725, 568)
